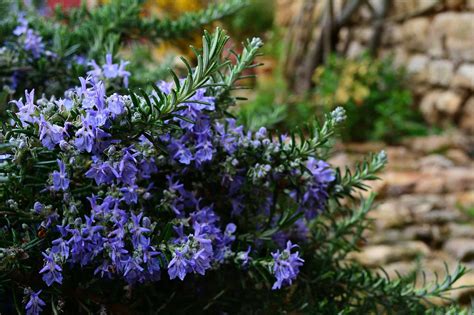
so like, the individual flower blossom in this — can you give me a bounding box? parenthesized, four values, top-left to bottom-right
(13, 15, 28, 36)
(102, 54, 119, 78)
(74, 118, 95, 152)
(24, 29, 45, 58)
(195, 140, 213, 163)
(88, 53, 130, 87)
(51, 236, 70, 260)
(40, 251, 63, 286)
(123, 256, 145, 282)
(107, 93, 126, 117)
(12, 89, 38, 126)
(24, 289, 45, 315)
(290, 158, 335, 219)
(138, 158, 158, 179)
(38, 115, 65, 150)
(41, 211, 59, 229)
(236, 246, 251, 267)
(271, 241, 304, 290)
(190, 248, 211, 275)
(74, 111, 111, 154)
(129, 212, 151, 247)
(118, 150, 138, 185)
(85, 158, 118, 185)
(168, 139, 193, 165)
(51, 160, 69, 191)
(120, 185, 139, 204)
(54, 98, 74, 111)
(33, 201, 44, 213)
(306, 158, 335, 183)
(168, 248, 190, 280)
(255, 127, 267, 140)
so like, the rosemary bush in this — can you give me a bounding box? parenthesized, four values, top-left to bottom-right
(0, 15, 468, 315)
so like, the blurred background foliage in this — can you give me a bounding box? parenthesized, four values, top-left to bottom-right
(223, 0, 431, 144)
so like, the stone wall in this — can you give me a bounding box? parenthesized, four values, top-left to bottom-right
(363, 1, 473, 133)
(277, 0, 474, 133)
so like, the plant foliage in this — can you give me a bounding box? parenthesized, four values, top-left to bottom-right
(0, 0, 245, 111)
(0, 9, 468, 315)
(313, 54, 427, 143)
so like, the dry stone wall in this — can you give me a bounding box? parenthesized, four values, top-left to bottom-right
(346, 1, 473, 133)
(277, 0, 474, 133)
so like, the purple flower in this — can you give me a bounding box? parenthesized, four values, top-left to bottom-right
(85, 158, 118, 185)
(88, 53, 130, 87)
(51, 160, 69, 191)
(138, 158, 157, 179)
(190, 248, 211, 275)
(54, 98, 74, 111)
(74, 127, 94, 152)
(306, 158, 335, 183)
(102, 54, 119, 78)
(24, 29, 45, 58)
(87, 60, 102, 78)
(130, 212, 151, 247)
(157, 80, 174, 94)
(123, 256, 145, 282)
(40, 251, 63, 286)
(195, 140, 213, 163)
(51, 237, 70, 259)
(237, 246, 251, 267)
(41, 211, 59, 228)
(74, 115, 110, 153)
(120, 185, 139, 204)
(13, 15, 28, 36)
(168, 248, 190, 280)
(118, 151, 138, 185)
(117, 60, 131, 87)
(271, 241, 304, 290)
(107, 94, 126, 117)
(13, 15, 44, 58)
(33, 201, 44, 213)
(11, 89, 37, 126)
(38, 115, 64, 150)
(25, 290, 45, 315)
(168, 140, 193, 165)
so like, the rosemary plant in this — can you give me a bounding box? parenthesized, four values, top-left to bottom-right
(0, 26, 468, 315)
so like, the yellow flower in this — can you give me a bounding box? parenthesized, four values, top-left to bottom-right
(335, 88, 349, 104)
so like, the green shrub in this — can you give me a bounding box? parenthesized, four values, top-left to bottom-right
(313, 54, 427, 143)
(223, 0, 274, 40)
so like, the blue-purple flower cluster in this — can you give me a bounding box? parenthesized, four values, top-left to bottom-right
(10, 61, 335, 313)
(2, 15, 131, 99)
(24, 290, 45, 315)
(88, 53, 131, 88)
(1, 15, 47, 92)
(271, 241, 304, 289)
(13, 14, 45, 59)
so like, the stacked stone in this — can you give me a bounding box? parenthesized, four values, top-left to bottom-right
(330, 133, 474, 305)
(341, 0, 474, 133)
